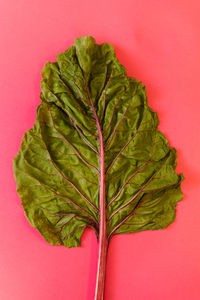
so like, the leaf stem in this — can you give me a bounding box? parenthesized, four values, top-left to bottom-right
(84, 79, 108, 300)
(94, 125, 107, 300)
(94, 227, 108, 300)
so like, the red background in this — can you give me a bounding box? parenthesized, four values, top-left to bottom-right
(0, 0, 200, 299)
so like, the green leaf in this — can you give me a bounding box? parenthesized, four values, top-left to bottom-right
(13, 36, 183, 249)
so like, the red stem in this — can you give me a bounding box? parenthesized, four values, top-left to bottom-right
(94, 122, 107, 300)
(87, 93, 107, 300)
(84, 78, 108, 299)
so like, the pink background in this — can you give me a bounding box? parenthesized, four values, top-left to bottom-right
(0, 0, 200, 299)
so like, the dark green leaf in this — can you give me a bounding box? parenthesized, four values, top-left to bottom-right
(13, 36, 183, 248)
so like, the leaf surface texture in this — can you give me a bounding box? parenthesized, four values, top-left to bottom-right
(13, 36, 183, 247)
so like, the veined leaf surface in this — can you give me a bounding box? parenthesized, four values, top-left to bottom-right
(13, 36, 183, 249)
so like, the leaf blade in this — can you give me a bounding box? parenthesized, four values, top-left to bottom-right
(13, 36, 183, 248)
